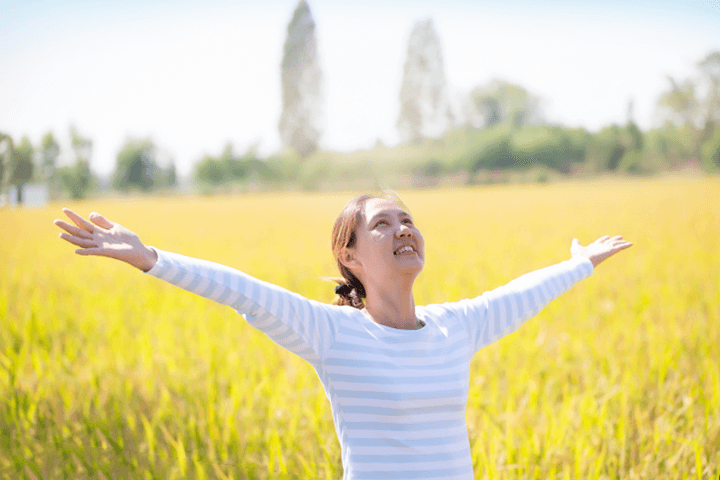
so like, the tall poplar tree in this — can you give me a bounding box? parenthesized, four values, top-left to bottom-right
(397, 19, 451, 143)
(279, 0, 323, 158)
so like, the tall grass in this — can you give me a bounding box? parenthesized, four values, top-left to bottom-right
(1, 177, 718, 479)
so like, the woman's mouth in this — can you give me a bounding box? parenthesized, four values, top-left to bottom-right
(394, 245, 416, 256)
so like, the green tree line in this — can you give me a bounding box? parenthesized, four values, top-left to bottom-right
(0, 129, 177, 203)
(193, 48, 720, 191)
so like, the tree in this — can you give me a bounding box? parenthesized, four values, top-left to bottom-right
(656, 50, 720, 169)
(697, 51, 720, 160)
(0, 132, 12, 190)
(279, 0, 323, 158)
(59, 126, 94, 200)
(397, 19, 452, 143)
(113, 138, 160, 192)
(40, 131, 60, 182)
(657, 77, 699, 127)
(698, 52, 720, 123)
(71, 126, 93, 166)
(194, 155, 226, 187)
(58, 159, 92, 200)
(164, 162, 177, 189)
(193, 143, 262, 189)
(10, 137, 34, 204)
(467, 80, 542, 130)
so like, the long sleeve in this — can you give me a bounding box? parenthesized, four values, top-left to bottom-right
(143, 248, 338, 365)
(441, 256, 594, 355)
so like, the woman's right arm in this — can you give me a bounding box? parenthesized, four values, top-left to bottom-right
(55, 208, 158, 271)
(54, 209, 338, 365)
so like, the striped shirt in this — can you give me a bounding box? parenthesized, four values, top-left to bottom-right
(145, 249, 594, 479)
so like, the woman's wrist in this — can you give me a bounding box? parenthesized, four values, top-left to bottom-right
(137, 246, 159, 272)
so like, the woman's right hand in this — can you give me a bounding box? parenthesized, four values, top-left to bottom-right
(54, 208, 158, 272)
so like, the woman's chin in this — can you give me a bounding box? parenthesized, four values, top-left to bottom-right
(393, 256, 424, 274)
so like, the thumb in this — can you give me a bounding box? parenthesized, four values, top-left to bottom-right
(89, 212, 114, 230)
(571, 238, 581, 252)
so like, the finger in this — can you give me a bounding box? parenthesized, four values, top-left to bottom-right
(75, 248, 104, 256)
(572, 238, 581, 246)
(62, 208, 96, 234)
(608, 242, 633, 254)
(54, 219, 93, 239)
(89, 212, 114, 230)
(595, 235, 611, 243)
(59, 232, 97, 249)
(609, 235, 624, 242)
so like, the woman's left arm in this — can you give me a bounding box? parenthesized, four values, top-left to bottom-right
(444, 236, 632, 354)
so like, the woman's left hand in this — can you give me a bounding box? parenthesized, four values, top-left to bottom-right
(570, 235, 633, 268)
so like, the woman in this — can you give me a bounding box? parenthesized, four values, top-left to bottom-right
(54, 194, 632, 479)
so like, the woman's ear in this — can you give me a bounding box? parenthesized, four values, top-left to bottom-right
(339, 248, 362, 271)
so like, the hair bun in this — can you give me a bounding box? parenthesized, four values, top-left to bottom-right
(335, 283, 354, 297)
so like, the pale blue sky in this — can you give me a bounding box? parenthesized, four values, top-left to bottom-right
(1, 0, 719, 176)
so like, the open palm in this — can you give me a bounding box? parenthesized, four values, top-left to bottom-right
(54, 208, 158, 271)
(570, 235, 633, 268)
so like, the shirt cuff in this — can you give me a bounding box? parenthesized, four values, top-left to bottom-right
(142, 246, 164, 277)
(570, 255, 594, 278)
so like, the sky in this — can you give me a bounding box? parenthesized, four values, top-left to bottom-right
(1, 0, 719, 177)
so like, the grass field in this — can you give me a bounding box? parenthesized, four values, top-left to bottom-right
(1, 177, 718, 479)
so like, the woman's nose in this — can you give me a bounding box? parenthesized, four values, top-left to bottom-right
(396, 224, 412, 237)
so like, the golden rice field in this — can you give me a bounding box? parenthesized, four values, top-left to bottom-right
(1, 176, 719, 479)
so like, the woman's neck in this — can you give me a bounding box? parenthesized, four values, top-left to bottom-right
(362, 276, 420, 330)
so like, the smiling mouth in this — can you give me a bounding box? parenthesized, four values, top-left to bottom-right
(394, 245, 416, 256)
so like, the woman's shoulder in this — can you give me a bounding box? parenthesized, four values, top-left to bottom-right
(416, 302, 469, 325)
(317, 302, 367, 325)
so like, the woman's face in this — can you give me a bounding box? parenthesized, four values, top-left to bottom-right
(346, 197, 425, 283)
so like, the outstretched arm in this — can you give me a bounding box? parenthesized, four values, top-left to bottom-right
(54, 208, 158, 271)
(54, 208, 338, 364)
(444, 235, 633, 355)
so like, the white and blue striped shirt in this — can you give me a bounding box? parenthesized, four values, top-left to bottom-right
(146, 249, 593, 479)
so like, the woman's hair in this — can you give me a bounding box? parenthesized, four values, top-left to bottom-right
(330, 192, 407, 309)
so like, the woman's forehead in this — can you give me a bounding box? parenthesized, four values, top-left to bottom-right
(362, 198, 408, 221)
